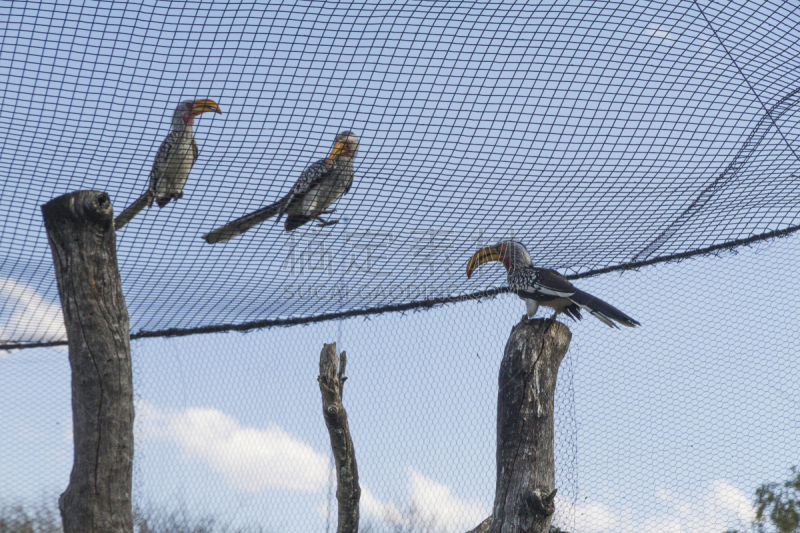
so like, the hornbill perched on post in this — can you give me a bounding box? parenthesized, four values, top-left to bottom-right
(466, 241, 641, 328)
(115, 99, 222, 230)
(202, 131, 358, 243)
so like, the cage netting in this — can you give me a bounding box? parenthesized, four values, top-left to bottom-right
(1, 1, 799, 532)
(2, 0, 800, 347)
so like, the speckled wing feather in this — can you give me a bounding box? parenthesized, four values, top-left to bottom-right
(509, 268, 576, 300)
(278, 158, 330, 218)
(115, 131, 182, 229)
(148, 130, 180, 204)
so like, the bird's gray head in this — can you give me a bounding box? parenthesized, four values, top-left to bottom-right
(171, 99, 222, 129)
(466, 240, 531, 278)
(328, 131, 359, 163)
(497, 241, 532, 270)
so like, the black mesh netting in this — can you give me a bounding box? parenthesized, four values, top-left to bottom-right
(2, 2, 800, 532)
(2, 0, 800, 347)
(3, 238, 799, 532)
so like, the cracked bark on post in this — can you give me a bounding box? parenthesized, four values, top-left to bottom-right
(41, 191, 134, 533)
(318, 343, 360, 533)
(476, 318, 571, 533)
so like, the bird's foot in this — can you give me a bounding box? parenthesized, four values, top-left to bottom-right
(319, 209, 336, 215)
(316, 218, 339, 227)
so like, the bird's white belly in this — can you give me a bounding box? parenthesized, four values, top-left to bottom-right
(155, 144, 193, 197)
(525, 299, 539, 318)
(302, 181, 340, 214)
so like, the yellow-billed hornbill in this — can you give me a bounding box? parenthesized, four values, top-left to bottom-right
(202, 131, 358, 243)
(467, 241, 640, 328)
(115, 99, 222, 230)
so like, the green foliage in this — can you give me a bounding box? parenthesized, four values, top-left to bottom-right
(754, 467, 800, 533)
(0, 500, 272, 533)
(725, 467, 800, 533)
(0, 503, 61, 533)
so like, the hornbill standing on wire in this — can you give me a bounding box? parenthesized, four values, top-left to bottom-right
(202, 131, 358, 243)
(466, 241, 641, 328)
(114, 99, 222, 230)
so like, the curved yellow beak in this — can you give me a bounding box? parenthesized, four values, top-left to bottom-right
(328, 140, 348, 165)
(466, 245, 502, 279)
(190, 99, 222, 116)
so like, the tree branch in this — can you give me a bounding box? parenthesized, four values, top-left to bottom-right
(318, 343, 360, 533)
(42, 191, 134, 533)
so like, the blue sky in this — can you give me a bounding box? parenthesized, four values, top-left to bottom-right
(2, 234, 799, 532)
(1, 1, 800, 532)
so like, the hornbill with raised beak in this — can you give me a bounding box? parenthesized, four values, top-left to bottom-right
(202, 131, 358, 243)
(115, 99, 222, 230)
(466, 241, 640, 328)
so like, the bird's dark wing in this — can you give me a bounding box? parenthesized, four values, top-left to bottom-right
(192, 136, 198, 162)
(149, 131, 178, 191)
(534, 268, 577, 297)
(511, 267, 576, 301)
(342, 162, 353, 195)
(281, 158, 330, 212)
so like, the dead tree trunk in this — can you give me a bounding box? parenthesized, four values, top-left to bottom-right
(480, 318, 572, 533)
(318, 343, 360, 533)
(41, 191, 134, 533)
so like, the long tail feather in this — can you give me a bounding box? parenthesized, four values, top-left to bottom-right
(114, 191, 153, 230)
(561, 303, 583, 322)
(569, 289, 640, 328)
(202, 201, 283, 244)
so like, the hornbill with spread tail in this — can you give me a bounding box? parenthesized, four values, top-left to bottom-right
(466, 241, 640, 328)
(115, 99, 222, 230)
(202, 131, 358, 243)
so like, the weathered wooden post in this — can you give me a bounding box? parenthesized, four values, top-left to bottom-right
(41, 191, 134, 533)
(318, 343, 360, 533)
(471, 318, 572, 533)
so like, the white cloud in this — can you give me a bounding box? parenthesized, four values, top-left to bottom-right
(406, 468, 488, 533)
(0, 277, 66, 348)
(648, 481, 756, 533)
(557, 496, 616, 531)
(360, 486, 403, 523)
(316, 485, 404, 524)
(136, 401, 487, 531)
(316, 469, 484, 532)
(641, 515, 683, 533)
(136, 401, 330, 492)
(645, 27, 675, 41)
(134, 400, 756, 533)
(577, 502, 616, 530)
(559, 480, 755, 533)
(710, 479, 756, 523)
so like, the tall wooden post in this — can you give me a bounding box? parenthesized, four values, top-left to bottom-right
(42, 191, 134, 533)
(471, 318, 571, 533)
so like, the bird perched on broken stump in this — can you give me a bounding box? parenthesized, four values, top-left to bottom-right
(114, 98, 222, 230)
(202, 131, 358, 243)
(467, 240, 641, 328)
